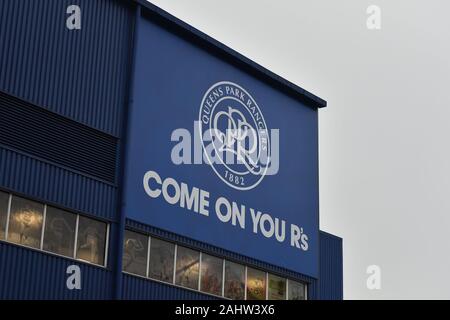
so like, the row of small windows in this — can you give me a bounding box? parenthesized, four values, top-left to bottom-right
(0, 191, 108, 266)
(123, 230, 307, 300)
(0, 190, 307, 299)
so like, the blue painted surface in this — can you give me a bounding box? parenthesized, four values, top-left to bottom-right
(318, 231, 343, 300)
(123, 12, 319, 278)
(122, 274, 218, 300)
(0, 146, 117, 221)
(0, 242, 113, 299)
(0, 0, 134, 136)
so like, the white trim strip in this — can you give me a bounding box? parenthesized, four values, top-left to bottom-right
(244, 266, 248, 300)
(146, 236, 151, 278)
(104, 223, 110, 267)
(73, 214, 80, 259)
(173, 244, 177, 285)
(222, 259, 226, 297)
(198, 252, 202, 291)
(39, 204, 47, 250)
(4, 194, 12, 241)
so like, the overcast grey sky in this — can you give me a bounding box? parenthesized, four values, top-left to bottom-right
(148, 0, 450, 299)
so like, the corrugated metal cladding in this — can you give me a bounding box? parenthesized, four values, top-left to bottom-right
(0, 91, 118, 183)
(125, 219, 319, 299)
(0, 147, 117, 221)
(122, 274, 218, 300)
(0, 242, 113, 299)
(318, 231, 343, 300)
(0, 0, 134, 136)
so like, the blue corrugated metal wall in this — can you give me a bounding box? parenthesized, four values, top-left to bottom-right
(122, 274, 218, 300)
(318, 231, 343, 300)
(0, 0, 133, 136)
(0, 0, 134, 299)
(0, 242, 113, 299)
(0, 147, 117, 220)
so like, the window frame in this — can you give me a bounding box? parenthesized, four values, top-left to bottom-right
(121, 229, 149, 277)
(175, 244, 201, 291)
(41, 205, 77, 259)
(6, 195, 45, 249)
(75, 215, 109, 267)
(199, 252, 224, 297)
(121, 230, 309, 300)
(0, 191, 109, 268)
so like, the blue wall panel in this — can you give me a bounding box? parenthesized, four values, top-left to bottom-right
(0, 242, 113, 299)
(0, 0, 134, 136)
(122, 274, 218, 300)
(0, 146, 117, 221)
(318, 231, 343, 300)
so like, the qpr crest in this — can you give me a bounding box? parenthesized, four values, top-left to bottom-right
(199, 81, 271, 191)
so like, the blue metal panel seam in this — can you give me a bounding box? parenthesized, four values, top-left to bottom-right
(113, 2, 140, 300)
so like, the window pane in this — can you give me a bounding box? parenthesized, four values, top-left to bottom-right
(175, 246, 200, 290)
(0, 191, 9, 239)
(148, 238, 175, 283)
(7, 196, 44, 248)
(76, 216, 107, 265)
(43, 207, 76, 257)
(224, 261, 245, 300)
(200, 254, 223, 296)
(268, 274, 286, 300)
(246, 268, 266, 300)
(288, 280, 306, 300)
(123, 230, 148, 276)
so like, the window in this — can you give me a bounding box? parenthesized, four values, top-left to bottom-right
(246, 267, 266, 300)
(148, 238, 175, 283)
(76, 216, 107, 265)
(224, 261, 245, 300)
(43, 206, 76, 257)
(175, 246, 200, 290)
(200, 254, 223, 296)
(7, 196, 44, 248)
(0, 191, 9, 239)
(288, 280, 306, 300)
(268, 274, 286, 300)
(120, 229, 307, 300)
(123, 230, 148, 276)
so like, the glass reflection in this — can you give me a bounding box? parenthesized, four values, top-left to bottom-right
(246, 267, 266, 300)
(200, 254, 223, 296)
(43, 207, 76, 257)
(175, 246, 200, 290)
(122, 230, 148, 276)
(76, 216, 106, 265)
(288, 280, 306, 300)
(224, 261, 245, 300)
(7, 196, 44, 248)
(268, 274, 286, 300)
(148, 238, 175, 283)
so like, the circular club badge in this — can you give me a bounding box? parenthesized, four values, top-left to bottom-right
(199, 81, 271, 191)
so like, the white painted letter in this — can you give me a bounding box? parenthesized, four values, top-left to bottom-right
(143, 170, 162, 198)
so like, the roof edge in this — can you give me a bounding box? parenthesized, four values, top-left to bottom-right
(319, 230, 343, 241)
(132, 0, 327, 109)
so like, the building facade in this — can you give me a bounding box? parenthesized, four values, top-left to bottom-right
(0, 0, 343, 300)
